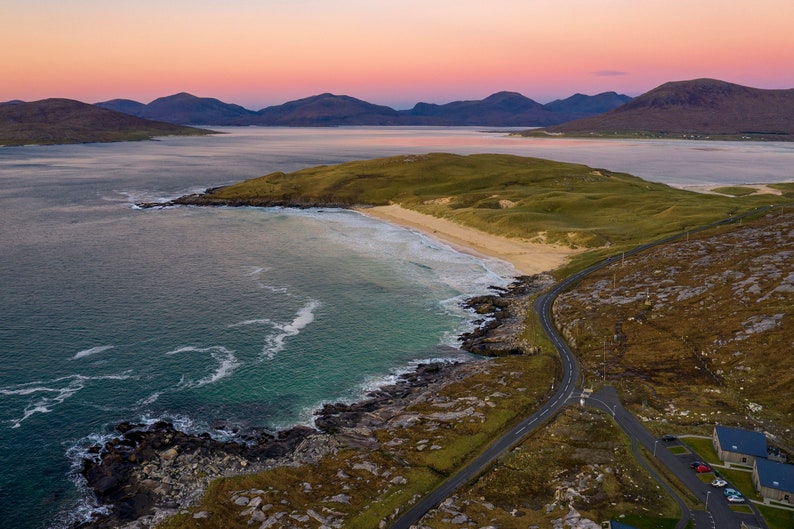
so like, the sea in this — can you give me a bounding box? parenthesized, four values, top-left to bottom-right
(0, 127, 792, 529)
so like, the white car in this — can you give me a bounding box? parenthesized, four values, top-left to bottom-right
(711, 478, 728, 487)
(726, 495, 744, 503)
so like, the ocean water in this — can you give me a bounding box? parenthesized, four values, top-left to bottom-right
(0, 127, 792, 528)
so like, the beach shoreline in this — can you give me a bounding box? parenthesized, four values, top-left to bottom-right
(355, 204, 579, 275)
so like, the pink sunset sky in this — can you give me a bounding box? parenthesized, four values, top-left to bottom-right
(2, 0, 793, 110)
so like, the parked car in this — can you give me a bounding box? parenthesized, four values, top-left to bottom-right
(711, 478, 728, 487)
(724, 488, 742, 497)
(726, 495, 744, 503)
(662, 434, 677, 442)
(695, 464, 712, 473)
(690, 461, 705, 469)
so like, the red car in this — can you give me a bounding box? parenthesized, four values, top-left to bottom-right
(695, 464, 712, 473)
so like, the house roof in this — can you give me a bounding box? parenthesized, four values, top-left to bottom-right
(714, 425, 767, 458)
(610, 521, 639, 529)
(755, 458, 794, 493)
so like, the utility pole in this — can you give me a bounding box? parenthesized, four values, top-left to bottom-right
(603, 338, 607, 382)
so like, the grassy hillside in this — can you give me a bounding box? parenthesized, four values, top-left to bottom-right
(554, 207, 794, 449)
(185, 153, 790, 258)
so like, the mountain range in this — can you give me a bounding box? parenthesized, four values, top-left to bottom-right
(95, 91, 632, 127)
(4, 79, 793, 146)
(0, 99, 213, 146)
(533, 78, 794, 140)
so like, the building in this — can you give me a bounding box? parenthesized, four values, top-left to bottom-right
(608, 521, 639, 529)
(753, 458, 794, 504)
(712, 425, 767, 467)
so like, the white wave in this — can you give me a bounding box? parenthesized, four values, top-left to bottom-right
(228, 318, 274, 328)
(72, 345, 115, 360)
(246, 266, 290, 293)
(59, 430, 119, 529)
(133, 412, 242, 442)
(166, 346, 240, 388)
(248, 266, 266, 276)
(356, 353, 475, 395)
(261, 300, 320, 359)
(299, 352, 476, 429)
(135, 391, 161, 406)
(2, 373, 135, 429)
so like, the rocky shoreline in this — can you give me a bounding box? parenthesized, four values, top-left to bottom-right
(136, 189, 362, 211)
(73, 221, 553, 529)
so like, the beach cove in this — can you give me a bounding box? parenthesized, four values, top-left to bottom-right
(356, 204, 579, 275)
(1, 127, 793, 529)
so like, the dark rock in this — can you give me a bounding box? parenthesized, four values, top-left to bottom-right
(459, 274, 554, 356)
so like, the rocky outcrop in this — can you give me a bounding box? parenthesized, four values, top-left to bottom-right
(460, 274, 555, 356)
(136, 188, 362, 210)
(77, 421, 331, 528)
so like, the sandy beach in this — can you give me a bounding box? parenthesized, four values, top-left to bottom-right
(356, 204, 580, 275)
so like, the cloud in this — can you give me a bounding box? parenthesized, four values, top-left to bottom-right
(592, 70, 628, 77)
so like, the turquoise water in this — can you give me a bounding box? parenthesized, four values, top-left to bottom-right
(0, 128, 791, 528)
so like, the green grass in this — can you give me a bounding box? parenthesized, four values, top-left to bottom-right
(768, 183, 794, 196)
(636, 445, 701, 509)
(189, 153, 790, 263)
(681, 437, 719, 463)
(710, 186, 758, 196)
(717, 467, 758, 499)
(757, 504, 794, 529)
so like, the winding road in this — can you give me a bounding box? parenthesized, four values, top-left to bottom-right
(390, 207, 779, 529)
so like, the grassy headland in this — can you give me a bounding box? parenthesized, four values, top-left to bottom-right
(177, 153, 790, 273)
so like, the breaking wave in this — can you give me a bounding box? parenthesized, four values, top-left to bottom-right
(165, 346, 240, 389)
(1, 373, 135, 429)
(72, 345, 115, 360)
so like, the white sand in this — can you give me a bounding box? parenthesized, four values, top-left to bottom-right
(356, 204, 580, 275)
(679, 183, 783, 195)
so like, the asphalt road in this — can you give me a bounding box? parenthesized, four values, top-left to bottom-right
(584, 387, 769, 529)
(389, 207, 780, 529)
(390, 264, 586, 529)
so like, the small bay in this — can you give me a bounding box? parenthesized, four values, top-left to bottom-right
(0, 127, 791, 528)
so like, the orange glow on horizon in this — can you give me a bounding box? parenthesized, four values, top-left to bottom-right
(2, 0, 793, 108)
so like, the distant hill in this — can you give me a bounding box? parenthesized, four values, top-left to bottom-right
(544, 91, 633, 116)
(95, 98, 147, 116)
(532, 79, 794, 140)
(98, 93, 258, 125)
(256, 93, 402, 126)
(92, 91, 631, 127)
(0, 98, 215, 146)
(404, 91, 563, 126)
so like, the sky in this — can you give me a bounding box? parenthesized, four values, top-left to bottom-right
(2, 0, 793, 109)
